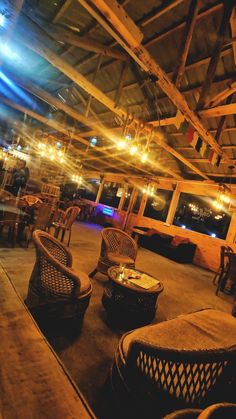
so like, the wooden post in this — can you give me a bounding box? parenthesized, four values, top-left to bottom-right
(166, 183, 180, 225)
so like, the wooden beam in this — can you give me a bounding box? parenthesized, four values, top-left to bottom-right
(172, 0, 200, 88)
(81, 0, 231, 167)
(203, 172, 236, 178)
(43, 24, 127, 60)
(215, 95, 234, 143)
(85, 54, 103, 117)
(114, 60, 129, 107)
(206, 79, 236, 107)
(197, 0, 235, 109)
(139, 0, 185, 28)
(144, 2, 223, 48)
(176, 144, 236, 151)
(53, 0, 73, 23)
(230, 7, 236, 63)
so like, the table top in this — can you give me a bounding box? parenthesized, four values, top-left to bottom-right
(132, 227, 148, 235)
(108, 266, 164, 294)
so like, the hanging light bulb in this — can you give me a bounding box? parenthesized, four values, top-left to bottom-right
(140, 151, 148, 163)
(117, 139, 127, 150)
(130, 145, 138, 155)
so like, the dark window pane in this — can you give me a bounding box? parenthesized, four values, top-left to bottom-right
(99, 182, 122, 208)
(144, 189, 173, 221)
(77, 178, 100, 202)
(173, 192, 231, 239)
(132, 190, 143, 214)
(122, 187, 133, 211)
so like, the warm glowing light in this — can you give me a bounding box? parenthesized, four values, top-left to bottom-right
(117, 139, 126, 150)
(41, 151, 45, 157)
(140, 152, 148, 163)
(59, 157, 64, 163)
(130, 145, 138, 155)
(50, 155, 55, 161)
(58, 150, 63, 157)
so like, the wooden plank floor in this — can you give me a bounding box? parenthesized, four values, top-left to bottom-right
(0, 264, 95, 419)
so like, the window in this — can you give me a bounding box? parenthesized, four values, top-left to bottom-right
(132, 190, 143, 214)
(122, 187, 133, 211)
(144, 189, 173, 221)
(173, 192, 232, 239)
(77, 178, 100, 202)
(99, 182, 123, 208)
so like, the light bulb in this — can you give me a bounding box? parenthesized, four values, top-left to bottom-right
(41, 151, 45, 157)
(130, 145, 138, 155)
(60, 157, 64, 163)
(117, 139, 126, 150)
(50, 154, 55, 161)
(141, 152, 148, 163)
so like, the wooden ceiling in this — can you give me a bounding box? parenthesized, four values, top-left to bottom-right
(0, 0, 236, 181)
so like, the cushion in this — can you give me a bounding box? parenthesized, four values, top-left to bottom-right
(171, 235, 190, 247)
(119, 309, 236, 359)
(107, 252, 134, 265)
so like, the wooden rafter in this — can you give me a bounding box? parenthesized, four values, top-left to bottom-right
(16, 33, 207, 179)
(144, 2, 223, 48)
(139, 0, 185, 28)
(85, 54, 103, 117)
(79, 0, 233, 169)
(172, 0, 199, 88)
(206, 79, 236, 108)
(215, 94, 234, 143)
(53, 0, 73, 23)
(197, 0, 235, 109)
(43, 23, 127, 60)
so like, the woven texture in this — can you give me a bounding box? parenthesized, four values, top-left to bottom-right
(25, 230, 92, 331)
(96, 228, 138, 275)
(111, 310, 236, 415)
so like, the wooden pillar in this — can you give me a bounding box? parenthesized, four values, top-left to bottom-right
(226, 210, 236, 243)
(95, 177, 104, 203)
(166, 183, 180, 225)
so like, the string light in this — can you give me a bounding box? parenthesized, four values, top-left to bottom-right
(130, 145, 138, 155)
(142, 183, 155, 197)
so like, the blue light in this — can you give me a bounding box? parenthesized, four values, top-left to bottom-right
(125, 134, 132, 141)
(56, 141, 62, 148)
(90, 136, 97, 147)
(0, 44, 18, 60)
(7, 145, 12, 150)
(102, 207, 114, 216)
(0, 14, 5, 28)
(0, 71, 34, 107)
(211, 233, 217, 238)
(181, 225, 186, 229)
(17, 145, 22, 150)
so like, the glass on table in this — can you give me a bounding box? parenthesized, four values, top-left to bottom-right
(118, 263, 126, 280)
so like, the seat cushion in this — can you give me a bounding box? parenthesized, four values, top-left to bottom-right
(76, 270, 92, 294)
(119, 309, 236, 359)
(107, 252, 134, 265)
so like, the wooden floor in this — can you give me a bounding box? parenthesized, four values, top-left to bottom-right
(0, 222, 233, 418)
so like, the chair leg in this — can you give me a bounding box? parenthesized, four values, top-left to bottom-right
(89, 268, 98, 278)
(61, 229, 66, 243)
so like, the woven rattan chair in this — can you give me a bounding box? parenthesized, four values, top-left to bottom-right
(216, 252, 236, 295)
(25, 230, 92, 335)
(213, 246, 233, 286)
(163, 403, 236, 419)
(51, 206, 80, 246)
(22, 195, 43, 206)
(110, 309, 236, 419)
(24, 203, 53, 247)
(89, 227, 138, 278)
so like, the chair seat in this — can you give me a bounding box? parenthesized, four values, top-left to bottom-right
(119, 309, 236, 359)
(76, 270, 92, 295)
(107, 252, 134, 265)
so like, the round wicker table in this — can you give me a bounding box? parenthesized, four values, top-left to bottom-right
(102, 266, 164, 329)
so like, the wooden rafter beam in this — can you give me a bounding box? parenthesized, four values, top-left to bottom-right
(7, 75, 164, 178)
(42, 23, 127, 61)
(172, 0, 200, 88)
(53, 0, 73, 23)
(15, 32, 202, 179)
(139, 0, 185, 28)
(79, 0, 231, 169)
(206, 79, 236, 108)
(85, 54, 103, 117)
(145, 2, 223, 48)
(197, 0, 235, 109)
(176, 144, 236, 151)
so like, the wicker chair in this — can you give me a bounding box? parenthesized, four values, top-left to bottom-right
(51, 206, 80, 246)
(163, 403, 236, 419)
(0, 197, 20, 246)
(89, 227, 138, 278)
(25, 230, 92, 335)
(216, 252, 236, 295)
(213, 246, 233, 286)
(24, 203, 53, 247)
(110, 309, 236, 419)
(22, 195, 43, 206)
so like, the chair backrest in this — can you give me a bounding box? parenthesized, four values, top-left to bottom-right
(22, 195, 43, 206)
(32, 230, 77, 299)
(0, 189, 14, 202)
(101, 227, 137, 259)
(34, 204, 53, 230)
(64, 206, 80, 229)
